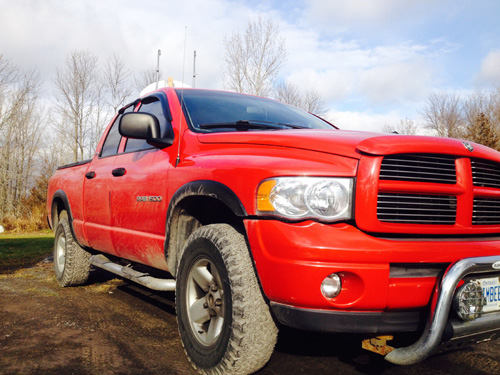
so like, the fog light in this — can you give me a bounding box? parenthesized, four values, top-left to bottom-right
(321, 273, 342, 299)
(453, 280, 487, 321)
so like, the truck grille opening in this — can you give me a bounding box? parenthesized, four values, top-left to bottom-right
(380, 154, 457, 184)
(377, 193, 457, 225)
(359, 152, 500, 232)
(473, 198, 500, 225)
(471, 159, 500, 189)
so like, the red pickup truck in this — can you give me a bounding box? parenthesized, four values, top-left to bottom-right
(47, 87, 500, 374)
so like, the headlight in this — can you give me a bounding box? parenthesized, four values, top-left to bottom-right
(257, 177, 353, 221)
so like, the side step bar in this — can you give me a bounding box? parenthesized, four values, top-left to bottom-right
(90, 254, 176, 291)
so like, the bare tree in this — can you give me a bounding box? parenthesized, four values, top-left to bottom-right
(494, 86, 500, 126)
(0, 61, 45, 219)
(223, 17, 287, 97)
(88, 78, 108, 159)
(0, 55, 18, 132)
(0, 57, 19, 218)
(421, 92, 465, 138)
(105, 53, 133, 113)
(463, 91, 495, 128)
(274, 81, 328, 115)
(134, 67, 161, 94)
(382, 118, 419, 135)
(53, 50, 100, 161)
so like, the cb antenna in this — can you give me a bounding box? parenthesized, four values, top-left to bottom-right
(176, 27, 187, 167)
(155, 49, 161, 89)
(192, 50, 197, 88)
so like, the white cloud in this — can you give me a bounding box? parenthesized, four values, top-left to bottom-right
(285, 68, 356, 102)
(281, 27, 436, 107)
(304, 0, 442, 33)
(359, 59, 433, 105)
(475, 50, 500, 87)
(329, 110, 402, 132)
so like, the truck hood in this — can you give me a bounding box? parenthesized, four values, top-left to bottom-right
(198, 130, 499, 160)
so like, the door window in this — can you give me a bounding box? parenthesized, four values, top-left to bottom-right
(100, 105, 134, 158)
(125, 97, 166, 153)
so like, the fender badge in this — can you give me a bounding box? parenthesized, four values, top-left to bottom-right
(462, 141, 474, 152)
(492, 261, 500, 270)
(137, 196, 163, 202)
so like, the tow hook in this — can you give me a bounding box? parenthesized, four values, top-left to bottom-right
(362, 335, 394, 355)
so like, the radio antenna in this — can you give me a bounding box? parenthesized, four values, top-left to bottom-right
(176, 26, 187, 167)
(155, 49, 161, 89)
(193, 50, 197, 88)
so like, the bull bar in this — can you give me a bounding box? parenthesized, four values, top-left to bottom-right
(385, 255, 500, 365)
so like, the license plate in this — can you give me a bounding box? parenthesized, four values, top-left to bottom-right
(480, 277, 500, 313)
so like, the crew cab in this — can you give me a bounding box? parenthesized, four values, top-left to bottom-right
(47, 87, 500, 374)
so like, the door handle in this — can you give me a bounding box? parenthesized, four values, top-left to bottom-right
(112, 168, 126, 177)
(85, 171, 96, 179)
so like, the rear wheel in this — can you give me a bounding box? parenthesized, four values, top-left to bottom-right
(176, 224, 278, 375)
(53, 216, 91, 287)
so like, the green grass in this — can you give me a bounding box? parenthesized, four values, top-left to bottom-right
(0, 233, 54, 272)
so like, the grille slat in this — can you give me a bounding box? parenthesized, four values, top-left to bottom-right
(377, 193, 457, 225)
(472, 159, 500, 189)
(380, 154, 457, 184)
(473, 198, 500, 225)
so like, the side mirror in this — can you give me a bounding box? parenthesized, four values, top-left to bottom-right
(119, 112, 174, 148)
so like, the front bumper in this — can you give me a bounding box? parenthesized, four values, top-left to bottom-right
(245, 219, 500, 311)
(270, 302, 424, 333)
(246, 219, 500, 364)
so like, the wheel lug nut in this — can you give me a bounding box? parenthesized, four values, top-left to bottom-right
(215, 299, 222, 307)
(203, 303, 208, 308)
(204, 287, 209, 293)
(211, 285, 218, 292)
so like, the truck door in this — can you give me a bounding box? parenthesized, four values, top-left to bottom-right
(110, 94, 173, 270)
(82, 105, 134, 255)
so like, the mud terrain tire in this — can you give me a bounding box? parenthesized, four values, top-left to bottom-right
(54, 216, 91, 287)
(176, 224, 278, 375)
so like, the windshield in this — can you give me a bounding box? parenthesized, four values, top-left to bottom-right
(175, 89, 335, 132)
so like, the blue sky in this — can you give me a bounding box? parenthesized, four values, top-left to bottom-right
(1, 0, 499, 132)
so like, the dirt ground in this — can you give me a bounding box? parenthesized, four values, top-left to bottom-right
(2, 260, 500, 375)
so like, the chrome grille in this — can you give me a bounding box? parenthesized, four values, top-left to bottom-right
(471, 159, 500, 188)
(380, 154, 456, 184)
(473, 198, 500, 225)
(377, 193, 457, 224)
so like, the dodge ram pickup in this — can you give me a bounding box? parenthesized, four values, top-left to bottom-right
(47, 87, 500, 374)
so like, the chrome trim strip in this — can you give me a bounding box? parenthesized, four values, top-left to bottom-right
(389, 263, 447, 278)
(385, 255, 500, 365)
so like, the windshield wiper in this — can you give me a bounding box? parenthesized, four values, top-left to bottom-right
(198, 120, 307, 131)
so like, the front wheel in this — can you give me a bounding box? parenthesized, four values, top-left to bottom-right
(176, 224, 278, 375)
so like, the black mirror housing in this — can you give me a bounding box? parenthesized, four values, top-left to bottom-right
(119, 112, 173, 148)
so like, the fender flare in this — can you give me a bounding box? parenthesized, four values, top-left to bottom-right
(50, 190, 74, 226)
(167, 180, 247, 220)
(50, 190, 87, 249)
(164, 180, 248, 273)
